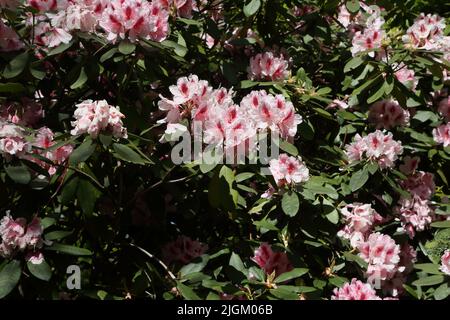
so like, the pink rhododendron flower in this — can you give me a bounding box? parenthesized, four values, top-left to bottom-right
(351, 28, 384, 57)
(0, 215, 44, 259)
(71, 99, 128, 139)
(240, 90, 302, 140)
(432, 123, 450, 147)
(345, 130, 403, 169)
(396, 195, 434, 238)
(0, 121, 30, 159)
(357, 232, 402, 281)
(27, 0, 64, 12)
(394, 64, 417, 90)
(27, 127, 73, 175)
(26, 251, 45, 265)
(400, 171, 435, 200)
(368, 99, 410, 129)
(331, 278, 381, 300)
(162, 235, 208, 265)
(158, 77, 302, 152)
(268, 153, 309, 187)
(252, 243, 293, 277)
(402, 13, 446, 50)
(49, 2, 99, 33)
(99, 0, 169, 43)
(327, 98, 349, 110)
(0, 20, 24, 52)
(440, 250, 450, 275)
(248, 52, 290, 81)
(337, 203, 383, 248)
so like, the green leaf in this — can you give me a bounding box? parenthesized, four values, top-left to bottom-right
(3, 51, 29, 79)
(46, 243, 93, 256)
(240, 80, 258, 89)
(179, 255, 209, 277)
(235, 172, 255, 183)
(76, 179, 101, 216)
(346, 0, 360, 13)
(0, 82, 25, 93)
(243, 0, 261, 17)
(176, 281, 200, 300)
(279, 140, 299, 156)
(100, 48, 118, 63)
(5, 164, 31, 184)
(27, 260, 52, 282)
(349, 167, 369, 192)
(412, 275, 445, 287)
(367, 81, 386, 104)
(41, 217, 56, 230)
(112, 143, 147, 164)
(0, 260, 21, 298)
(344, 56, 363, 73)
(269, 287, 298, 300)
(434, 283, 450, 300)
(118, 41, 136, 55)
(343, 252, 368, 268)
(413, 111, 439, 123)
(274, 268, 308, 283)
(414, 263, 442, 275)
(430, 220, 450, 228)
(29, 65, 46, 80)
(45, 230, 73, 241)
(281, 192, 300, 217)
(69, 139, 96, 165)
(47, 41, 73, 56)
(70, 67, 88, 89)
(229, 252, 246, 275)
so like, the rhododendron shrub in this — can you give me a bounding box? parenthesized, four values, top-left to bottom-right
(0, 0, 449, 301)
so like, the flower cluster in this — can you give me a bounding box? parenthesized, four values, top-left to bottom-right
(394, 64, 417, 91)
(351, 28, 385, 57)
(395, 163, 436, 238)
(368, 100, 410, 129)
(0, 121, 30, 159)
(331, 278, 381, 300)
(248, 51, 290, 81)
(337, 203, 382, 248)
(252, 243, 292, 277)
(161, 235, 208, 265)
(402, 13, 446, 50)
(268, 153, 310, 187)
(28, 127, 74, 176)
(23, 0, 169, 48)
(343, 3, 385, 57)
(71, 99, 128, 139)
(345, 130, 403, 169)
(0, 215, 45, 264)
(357, 232, 402, 282)
(0, 20, 24, 52)
(441, 250, 450, 275)
(99, 0, 169, 43)
(433, 123, 450, 147)
(158, 76, 302, 149)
